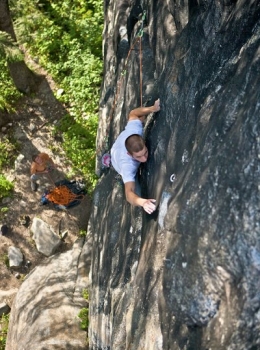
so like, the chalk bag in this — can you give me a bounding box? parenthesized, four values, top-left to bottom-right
(101, 153, 111, 168)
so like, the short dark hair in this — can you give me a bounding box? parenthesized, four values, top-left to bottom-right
(32, 154, 38, 162)
(125, 134, 145, 155)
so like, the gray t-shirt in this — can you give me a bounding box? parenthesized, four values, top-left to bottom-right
(111, 119, 143, 183)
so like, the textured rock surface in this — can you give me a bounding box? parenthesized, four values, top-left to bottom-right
(91, 1, 260, 349)
(0, 288, 18, 307)
(31, 217, 61, 257)
(6, 236, 92, 350)
(8, 246, 23, 267)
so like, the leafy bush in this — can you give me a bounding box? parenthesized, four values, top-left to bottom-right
(0, 207, 9, 221)
(0, 51, 21, 112)
(0, 31, 24, 62)
(0, 313, 9, 350)
(82, 289, 89, 300)
(0, 137, 18, 198)
(0, 253, 9, 267)
(0, 138, 19, 170)
(78, 289, 89, 340)
(79, 229, 87, 236)
(56, 113, 98, 191)
(0, 175, 14, 200)
(78, 307, 89, 330)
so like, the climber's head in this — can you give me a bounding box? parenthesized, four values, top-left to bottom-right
(125, 134, 148, 162)
(32, 154, 43, 164)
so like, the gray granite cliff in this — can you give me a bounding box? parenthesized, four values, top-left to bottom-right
(91, 1, 260, 349)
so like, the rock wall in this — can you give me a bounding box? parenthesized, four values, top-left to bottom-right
(91, 0, 260, 349)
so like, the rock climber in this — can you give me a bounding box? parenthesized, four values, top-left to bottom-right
(30, 153, 56, 191)
(111, 99, 160, 214)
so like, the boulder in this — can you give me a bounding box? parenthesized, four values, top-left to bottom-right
(31, 217, 61, 256)
(6, 236, 91, 350)
(8, 246, 23, 267)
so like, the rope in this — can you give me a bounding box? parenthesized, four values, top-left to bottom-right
(46, 168, 56, 186)
(139, 37, 143, 107)
(105, 33, 142, 140)
(87, 34, 142, 162)
(138, 11, 146, 107)
(46, 185, 84, 206)
(45, 169, 84, 206)
(94, 11, 147, 167)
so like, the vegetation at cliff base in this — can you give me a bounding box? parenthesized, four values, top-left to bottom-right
(78, 289, 89, 345)
(0, 313, 9, 350)
(1, 0, 103, 191)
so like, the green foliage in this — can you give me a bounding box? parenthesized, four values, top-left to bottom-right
(79, 229, 87, 237)
(82, 289, 89, 300)
(0, 207, 9, 221)
(0, 207, 8, 214)
(0, 175, 14, 200)
(0, 253, 9, 267)
(78, 307, 89, 331)
(56, 113, 98, 191)
(78, 289, 89, 331)
(0, 51, 22, 111)
(0, 313, 9, 350)
(11, 0, 103, 192)
(57, 48, 103, 114)
(0, 31, 24, 62)
(0, 137, 18, 198)
(12, 0, 103, 84)
(0, 138, 19, 170)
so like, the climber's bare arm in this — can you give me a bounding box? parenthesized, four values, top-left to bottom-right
(128, 99, 160, 122)
(124, 182, 156, 214)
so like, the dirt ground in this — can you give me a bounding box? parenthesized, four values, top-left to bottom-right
(0, 65, 92, 291)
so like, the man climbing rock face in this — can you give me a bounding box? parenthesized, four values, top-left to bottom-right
(30, 153, 55, 191)
(111, 99, 160, 214)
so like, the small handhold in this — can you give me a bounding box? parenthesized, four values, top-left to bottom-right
(170, 174, 176, 182)
(61, 230, 68, 240)
(25, 260, 31, 268)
